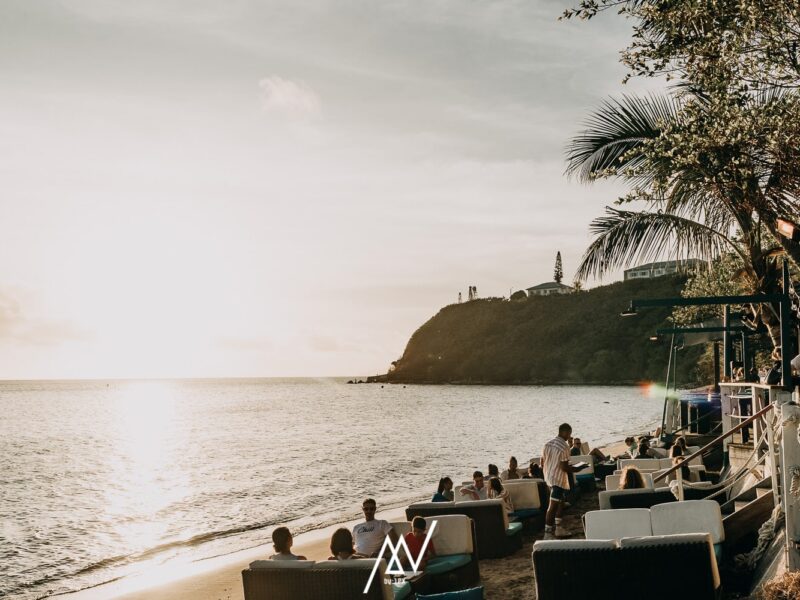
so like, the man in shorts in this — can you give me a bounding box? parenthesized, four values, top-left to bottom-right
(541, 422, 578, 539)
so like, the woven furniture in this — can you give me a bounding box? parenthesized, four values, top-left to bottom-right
(532, 533, 721, 600)
(406, 500, 522, 559)
(241, 558, 410, 600)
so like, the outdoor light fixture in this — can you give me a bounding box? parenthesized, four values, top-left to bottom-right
(649, 335, 659, 341)
(620, 303, 637, 317)
(777, 218, 800, 242)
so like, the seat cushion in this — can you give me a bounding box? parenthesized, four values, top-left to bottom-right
(503, 480, 541, 509)
(429, 514, 474, 555)
(584, 508, 652, 540)
(417, 586, 484, 599)
(392, 581, 413, 600)
(650, 500, 724, 544)
(505, 521, 523, 536)
(425, 553, 472, 575)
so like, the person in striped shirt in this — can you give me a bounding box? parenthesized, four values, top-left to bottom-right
(541, 423, 578, 539)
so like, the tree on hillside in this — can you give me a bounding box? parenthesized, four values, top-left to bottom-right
(565, 89, 800, 348)
(554, 251, 563, 284)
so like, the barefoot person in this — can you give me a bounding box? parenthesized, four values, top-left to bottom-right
(352, 498, 398, 558)
(542, 422, 578, 539)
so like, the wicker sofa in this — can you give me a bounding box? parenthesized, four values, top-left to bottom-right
(532, 533, 721, 600)
(406, 499, 523, 559)
(241, 558, 412, 600)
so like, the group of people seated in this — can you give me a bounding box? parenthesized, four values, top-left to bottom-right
(430, 456, 547, 514)
(268, 498, 435, 570)
(614, 435, 695, 490)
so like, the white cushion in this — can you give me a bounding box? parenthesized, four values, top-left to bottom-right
(570, 454, 594, 475)
(249, 560, 315, 569)
(584, 509, 652, 539)
(390, 521, 411, 537)
(312, 558, 382, 570)
(649, 447, 668, 458)
(533, 539, 617, 552)
(650, 500, 724, 544)
(427, 514, 473, 555)
(503, 479, 541, 509)
(618, 458, 661, 472)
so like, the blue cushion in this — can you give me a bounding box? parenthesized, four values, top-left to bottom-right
(417, 586, 484, 600)
(509, 508, 540, 519)
(392, 581, 413, 600)
(713, 542, 723, 563)
(505, 521, 523, 536)
(575, 473, 594, 481)
(425, 553, 472, 575)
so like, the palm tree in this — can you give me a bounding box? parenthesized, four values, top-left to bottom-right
(565, 90, 800, 346)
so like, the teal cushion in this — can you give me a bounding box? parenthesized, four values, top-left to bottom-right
(713, 542, 723, 563)
(509, 508, 541, 519)
(576, 473, 594, 481)
(505, 521, 523, 536)
(392, 581, 413, 600)
(417, 586, 484, 600)
(425, 554, 472, 575)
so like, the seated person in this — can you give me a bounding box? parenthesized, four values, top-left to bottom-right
(487, 463, 500, 478)
(618, 466, 646, 490)
(459, 470, 488, 500)
(636, 436, 656, 459)
(403, 516, 436, 570)
(329, 528, 367, 560)
(570, 436, 608, 463)
(505, 456, 522, 480)
(432, 477, 454, 502)
(669, 448, 692, 480)
(622, 436, 637, 459)
(524, 461, 544, 479)
(673, 436, 688, 455)
(269, 526, 307, 560)
(488, 477, 514, 513)
(352, 498, 398, 557)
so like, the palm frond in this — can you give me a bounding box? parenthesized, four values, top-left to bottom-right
(565, 94, 681, 183)
(575, 207, 738, 281)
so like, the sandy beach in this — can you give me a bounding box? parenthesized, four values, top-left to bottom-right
(60, 439, 630, 600)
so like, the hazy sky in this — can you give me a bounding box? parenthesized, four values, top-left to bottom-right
(0, 0, 658, 379)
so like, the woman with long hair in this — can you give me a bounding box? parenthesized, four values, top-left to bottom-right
(432, 476, 454, 502)
(487, 477, 514, 513)
(618, 466, 646, 490)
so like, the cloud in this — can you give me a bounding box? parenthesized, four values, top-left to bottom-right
(0, 288, 86, 346)
(258, 76, 321, 118)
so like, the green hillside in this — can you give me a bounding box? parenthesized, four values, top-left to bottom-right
(382, 275, 703, 385)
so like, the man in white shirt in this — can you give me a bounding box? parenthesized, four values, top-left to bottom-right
(459, 471, 488, 500)
(352, 498, 398, 557)
(541, 422, 578, 539)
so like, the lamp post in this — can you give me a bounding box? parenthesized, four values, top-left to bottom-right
(622, 261, 794, 389)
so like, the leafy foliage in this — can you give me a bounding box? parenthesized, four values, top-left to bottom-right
(387, 276, 702, 384)
(554, 251, 564, 284)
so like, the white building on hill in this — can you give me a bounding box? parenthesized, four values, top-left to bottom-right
(623, 259, 704, 281)
(526, 281, 574, 296)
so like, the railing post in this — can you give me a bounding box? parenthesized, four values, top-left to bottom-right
(780, 402, 800, 571)
(676, 467, 685, 502)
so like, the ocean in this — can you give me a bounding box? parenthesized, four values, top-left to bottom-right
(0, 379, 664, 599)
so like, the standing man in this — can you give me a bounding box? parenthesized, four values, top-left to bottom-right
(353, 498, 398, 557)
(542, 423, 577, 539)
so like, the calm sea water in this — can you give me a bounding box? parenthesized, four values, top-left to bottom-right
(0, 379, 664, 599)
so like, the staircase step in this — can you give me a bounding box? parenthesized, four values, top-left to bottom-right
(734, 500, 750, 511)
(756, 487, 772, 498)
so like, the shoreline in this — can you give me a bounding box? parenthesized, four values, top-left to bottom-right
(58, 435, 641, 600)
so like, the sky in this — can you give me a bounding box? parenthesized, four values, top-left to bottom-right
(0, 0, 660, 379)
